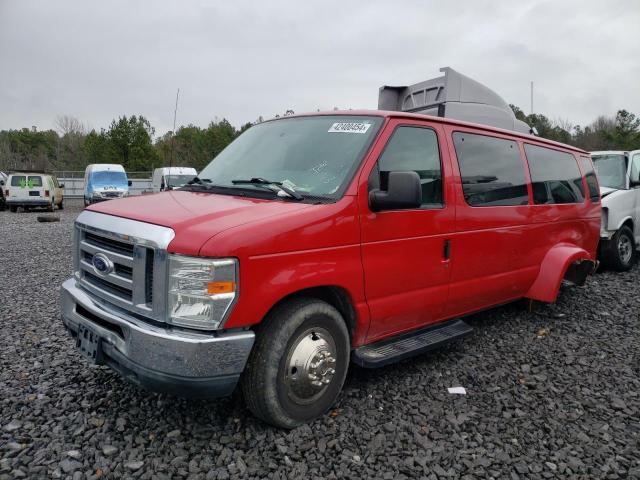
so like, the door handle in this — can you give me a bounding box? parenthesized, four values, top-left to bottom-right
(443, 239, 451, 260)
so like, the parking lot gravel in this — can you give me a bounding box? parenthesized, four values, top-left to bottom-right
(1, 200, 639, 479)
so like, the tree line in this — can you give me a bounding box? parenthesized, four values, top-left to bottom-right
(0, 107, 638, 174)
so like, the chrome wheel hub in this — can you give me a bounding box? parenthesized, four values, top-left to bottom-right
(619, 235, 633, 263)
(284, 328, 337, 404)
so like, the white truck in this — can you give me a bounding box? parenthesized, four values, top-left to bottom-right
(591, 150, 640, 270)
(151, 167, 197, 192)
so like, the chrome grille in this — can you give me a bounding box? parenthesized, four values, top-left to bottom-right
(73, 211, 175, 323)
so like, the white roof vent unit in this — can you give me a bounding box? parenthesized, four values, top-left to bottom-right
(378, 67, 533, 135)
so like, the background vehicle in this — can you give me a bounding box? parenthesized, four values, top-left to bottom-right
(591, 150, 640, 270)
(61, 68, 600, 428)
(6, 172, 64, 212)
(84, 164, 131, 206)
(0, 172, 7, 211)
(152, 167, 197, 192)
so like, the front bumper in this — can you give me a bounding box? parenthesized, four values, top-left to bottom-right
(60, 278, 254, 398)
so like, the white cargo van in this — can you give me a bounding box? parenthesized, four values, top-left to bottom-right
(591, 150, 640, 270)
(84, 164, 130, 206)
(6, 172, 64, 212)
(151, 167, 197, 192)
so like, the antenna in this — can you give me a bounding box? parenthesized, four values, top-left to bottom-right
(168, 88, 180, 190)
(530, 81, 534, 115)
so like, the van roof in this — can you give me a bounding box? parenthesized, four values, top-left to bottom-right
(590, 151, 628, 155)
(87, 164, 125, 170)
(275, 110, 589, 155)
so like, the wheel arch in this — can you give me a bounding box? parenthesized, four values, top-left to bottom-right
(256, 285, 358, 344)
(525, 243, 595, 303)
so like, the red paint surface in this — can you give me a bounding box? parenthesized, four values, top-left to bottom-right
(90, 111, 600, 347)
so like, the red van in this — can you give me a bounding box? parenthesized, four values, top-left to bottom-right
(61, 72, 600, 428)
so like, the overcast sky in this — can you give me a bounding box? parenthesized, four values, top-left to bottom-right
(1, 0, 639, 137)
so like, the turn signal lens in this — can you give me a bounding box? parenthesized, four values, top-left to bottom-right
(207, 281, 235, 295)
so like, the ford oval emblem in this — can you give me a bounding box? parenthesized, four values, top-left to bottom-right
(92, 253, 113, 275)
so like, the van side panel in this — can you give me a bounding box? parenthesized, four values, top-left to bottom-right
(443, 126, 538, 316)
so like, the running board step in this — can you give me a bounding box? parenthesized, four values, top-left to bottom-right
(353, 319, 473, 368)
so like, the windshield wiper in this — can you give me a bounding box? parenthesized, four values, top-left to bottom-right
(231, 177, 303, 200)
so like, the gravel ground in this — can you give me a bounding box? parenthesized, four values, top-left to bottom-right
(1, 200, 639, 480)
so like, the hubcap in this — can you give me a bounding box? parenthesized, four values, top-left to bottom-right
(618, 235, 633, 264)
(284, 327, 337, 405)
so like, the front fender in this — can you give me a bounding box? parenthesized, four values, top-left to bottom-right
(525, 243, 594, 303)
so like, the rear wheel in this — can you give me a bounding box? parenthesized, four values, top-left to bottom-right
(241, 298, 350, 428)
(58, 198, 64, 210)
(47, 199, 54, 212)
(601, 225, 635, 271)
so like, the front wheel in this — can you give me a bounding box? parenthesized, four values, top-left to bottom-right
(601, 225, 635, 271)
(58, 199, 64, 210)
(241, 298, 350, 428)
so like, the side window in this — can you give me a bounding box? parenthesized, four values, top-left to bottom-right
(452, 132, 529, 206)
(631, 154, 640, 184)
(579, 156, 600, 202)
(377, 126, 443, 207)
(524, 144, 585, 204)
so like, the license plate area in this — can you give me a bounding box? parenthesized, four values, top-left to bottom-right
(29, 191, 40, 196)
(76, 323, 103, 364)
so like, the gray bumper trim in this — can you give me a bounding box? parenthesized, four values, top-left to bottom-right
(60, 278, 254, 396)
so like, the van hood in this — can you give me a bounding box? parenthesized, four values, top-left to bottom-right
(87, 190, 314, 255)
(599, 186, 617, 198)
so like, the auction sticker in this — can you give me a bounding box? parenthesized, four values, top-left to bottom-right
(328, 122, 371, 134)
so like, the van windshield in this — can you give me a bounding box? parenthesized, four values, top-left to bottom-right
(92, 171, 128, 187)
(592, 154, 627, 190)
(165, 174, 196, 188)
(197, 116, 383, 199)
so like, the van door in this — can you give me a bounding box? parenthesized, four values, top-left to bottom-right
(359, 120, 455, 341)
(630, 151, 640, 245)
(444, 129, 535, 317)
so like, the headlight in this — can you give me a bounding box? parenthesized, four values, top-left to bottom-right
(167, 255, 237, 330)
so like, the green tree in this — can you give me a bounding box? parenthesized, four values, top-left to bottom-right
(107, 115, 160, 170)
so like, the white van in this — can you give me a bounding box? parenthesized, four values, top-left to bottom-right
(84, 164, 130, 206)
(591, 150, 640, 270)
(6, 172, 64, 212)
(151, 167, 197, 192)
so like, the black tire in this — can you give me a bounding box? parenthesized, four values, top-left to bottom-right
(600, 225, 635, 271)
(241, 298, 350, 428)
(9, 206, 17, 213)
(58, 199, 64, 210)
(47, 200, 54, 212)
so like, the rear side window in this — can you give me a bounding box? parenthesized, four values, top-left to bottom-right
(28, 176, 43, 187)
(525, 144, 585, 204)
(377, 126, 443, 207)
(452, 132, 529, 206)
(10, 176, 26, 187)
(579, 156, 600, 202)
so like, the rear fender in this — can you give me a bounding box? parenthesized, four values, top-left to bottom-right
(525, 244, 595, 303)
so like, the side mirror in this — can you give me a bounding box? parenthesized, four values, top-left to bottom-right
(0, 180, 4, 186)
(128, 180, 133, 187)
(369, 171, 422, 212)
(59, 184, 65, 188)
(630, 179, 640, 188)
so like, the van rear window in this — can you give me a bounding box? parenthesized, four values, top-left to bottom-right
(452, 132, 529, 207)
(524, 144, 584, 204)
(10, 176, 26, 187)
(28, 176, 43, 187)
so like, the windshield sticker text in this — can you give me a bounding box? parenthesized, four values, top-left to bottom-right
(328, 122, 371, 134)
